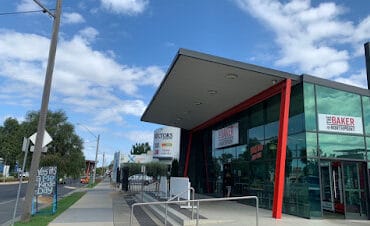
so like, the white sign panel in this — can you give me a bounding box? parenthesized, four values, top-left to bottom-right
(29, 130, 53, 147)
(318, 114, 363, 134)
(35, 166, 57, 195)
(214, 123, 239, 149)
(153, 127, 180, 159)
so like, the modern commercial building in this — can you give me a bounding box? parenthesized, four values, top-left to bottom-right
(142, 45, 370, 220)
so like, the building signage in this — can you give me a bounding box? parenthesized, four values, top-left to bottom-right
(153, 127, 180, 159)
(214, 123, 239, 149)
(35, 166, 57, 195)
(318, 114, 363, 134)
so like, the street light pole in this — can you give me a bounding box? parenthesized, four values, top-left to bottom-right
(21, 0, 62, 222)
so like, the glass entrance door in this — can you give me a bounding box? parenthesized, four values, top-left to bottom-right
(342, 161, 367, 219)
(320, 161, 344, 214)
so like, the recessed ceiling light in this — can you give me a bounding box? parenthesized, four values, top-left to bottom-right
(208, 90, 217, 95)
(194, 101, 202, 106)
(225, 73, 238, 79)
(176, 117, 182, 121)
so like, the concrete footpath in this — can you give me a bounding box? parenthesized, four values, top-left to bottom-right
(48, 178, 138, 226)
(48, 179, 370, 226)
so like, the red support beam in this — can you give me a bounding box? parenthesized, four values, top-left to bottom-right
(183, 132, 193, 177)
(272, 79, 291, 219)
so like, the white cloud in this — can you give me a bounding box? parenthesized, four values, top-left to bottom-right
(123, 130, 154, 144)
(235, 0, 370, 81)
(0, 28, 165, 125)
(335, 70, 367, 89)
(78, 27, 99, 41)
(63, 12, 85, 24)
(16, 0, 40, 12)
(100, 0, 149, 15)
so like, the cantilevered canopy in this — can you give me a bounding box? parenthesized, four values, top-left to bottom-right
(141, 49, 300, 130)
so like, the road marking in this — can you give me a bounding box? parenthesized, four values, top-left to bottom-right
(0, 199, 15, 205)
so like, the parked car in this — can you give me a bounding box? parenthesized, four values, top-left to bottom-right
(59, 176, 67, 184)
(128, 174, 154, 185)
(19, 172, 29, 178)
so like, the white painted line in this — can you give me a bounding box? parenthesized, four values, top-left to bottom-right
(0, 199, 15, 205)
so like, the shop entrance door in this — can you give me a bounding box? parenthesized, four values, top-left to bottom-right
(342, 161, 367, 219)
(320, 160, 368, 219)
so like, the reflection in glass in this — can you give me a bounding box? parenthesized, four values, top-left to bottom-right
(362, 96, 370, 136)
(288, 133, 306, 159)
(318, 134, 365, 159)
(306, 132, 318, 157)
(316, 85, 362, 117)
(304, 83, 316, 131)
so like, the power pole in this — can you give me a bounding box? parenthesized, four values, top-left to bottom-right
(21, 0, 62, 221)
(92, 135, 100, 184)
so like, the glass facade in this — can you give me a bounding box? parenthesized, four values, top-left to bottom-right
(184, 81, 369, 220)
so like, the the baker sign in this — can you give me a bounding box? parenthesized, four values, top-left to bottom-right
(214, 123, 239, 149)
(318, 114, 363, 134)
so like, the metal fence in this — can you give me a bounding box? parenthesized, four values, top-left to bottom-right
(128, 180, 160, 193)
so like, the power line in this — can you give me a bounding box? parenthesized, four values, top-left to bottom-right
(0, 9, 55, 16)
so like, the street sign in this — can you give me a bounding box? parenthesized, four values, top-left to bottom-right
(30, 146, 48, 153)
(29, 130, 52, 148)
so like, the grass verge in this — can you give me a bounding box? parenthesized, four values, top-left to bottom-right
(14, 191, 86, 226)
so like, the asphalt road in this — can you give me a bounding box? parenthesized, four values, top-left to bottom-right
(0, 179, 83, 226)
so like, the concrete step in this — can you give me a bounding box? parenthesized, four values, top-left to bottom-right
(134, 192, 197, 226)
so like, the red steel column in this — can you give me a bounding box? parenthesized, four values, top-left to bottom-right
(183, 132, 193, 177)
(272, 79, 291, 219)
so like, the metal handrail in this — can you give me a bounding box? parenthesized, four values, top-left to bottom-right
(168, 186, 194, 201)
(166, 187, 195, 223)
(129, 195, 259, 226)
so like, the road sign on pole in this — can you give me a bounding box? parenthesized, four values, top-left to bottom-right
(29, 130, 52, 148)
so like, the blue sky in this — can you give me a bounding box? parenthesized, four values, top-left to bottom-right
(0, 0, 369, 165)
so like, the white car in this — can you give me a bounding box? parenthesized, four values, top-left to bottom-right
(19, 172, 29, 178)
(128, 174, 154, 185)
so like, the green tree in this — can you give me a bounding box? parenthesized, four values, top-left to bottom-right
(0, 110, 85, 178)
(130, 142, 151, 155)
(0, 118, 23, 170)
(22, 110, 85, 179)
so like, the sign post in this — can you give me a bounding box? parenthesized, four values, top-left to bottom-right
(12, 137, 30, 226)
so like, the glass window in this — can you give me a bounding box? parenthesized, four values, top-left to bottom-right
(316, 85, 362, 117)
(288, 113, 305, 135)
(305, 158, 321, 217)
(318, 134, 365, 159)
(303, 83, 316, 131)
(248, 125, 264, 141)
(288, 133, 306, 159)
(289, 85, 305, 134)
(223, 147, 237, 160)
(249, 103, 264, 128)
(266, 94, 280, 123)
(290, 84, 304, 116)
(362, 96, 370, 136)
(366, 137, 370, 161)
(306, 132, 318, 157)
(265, 121, 278, 139)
